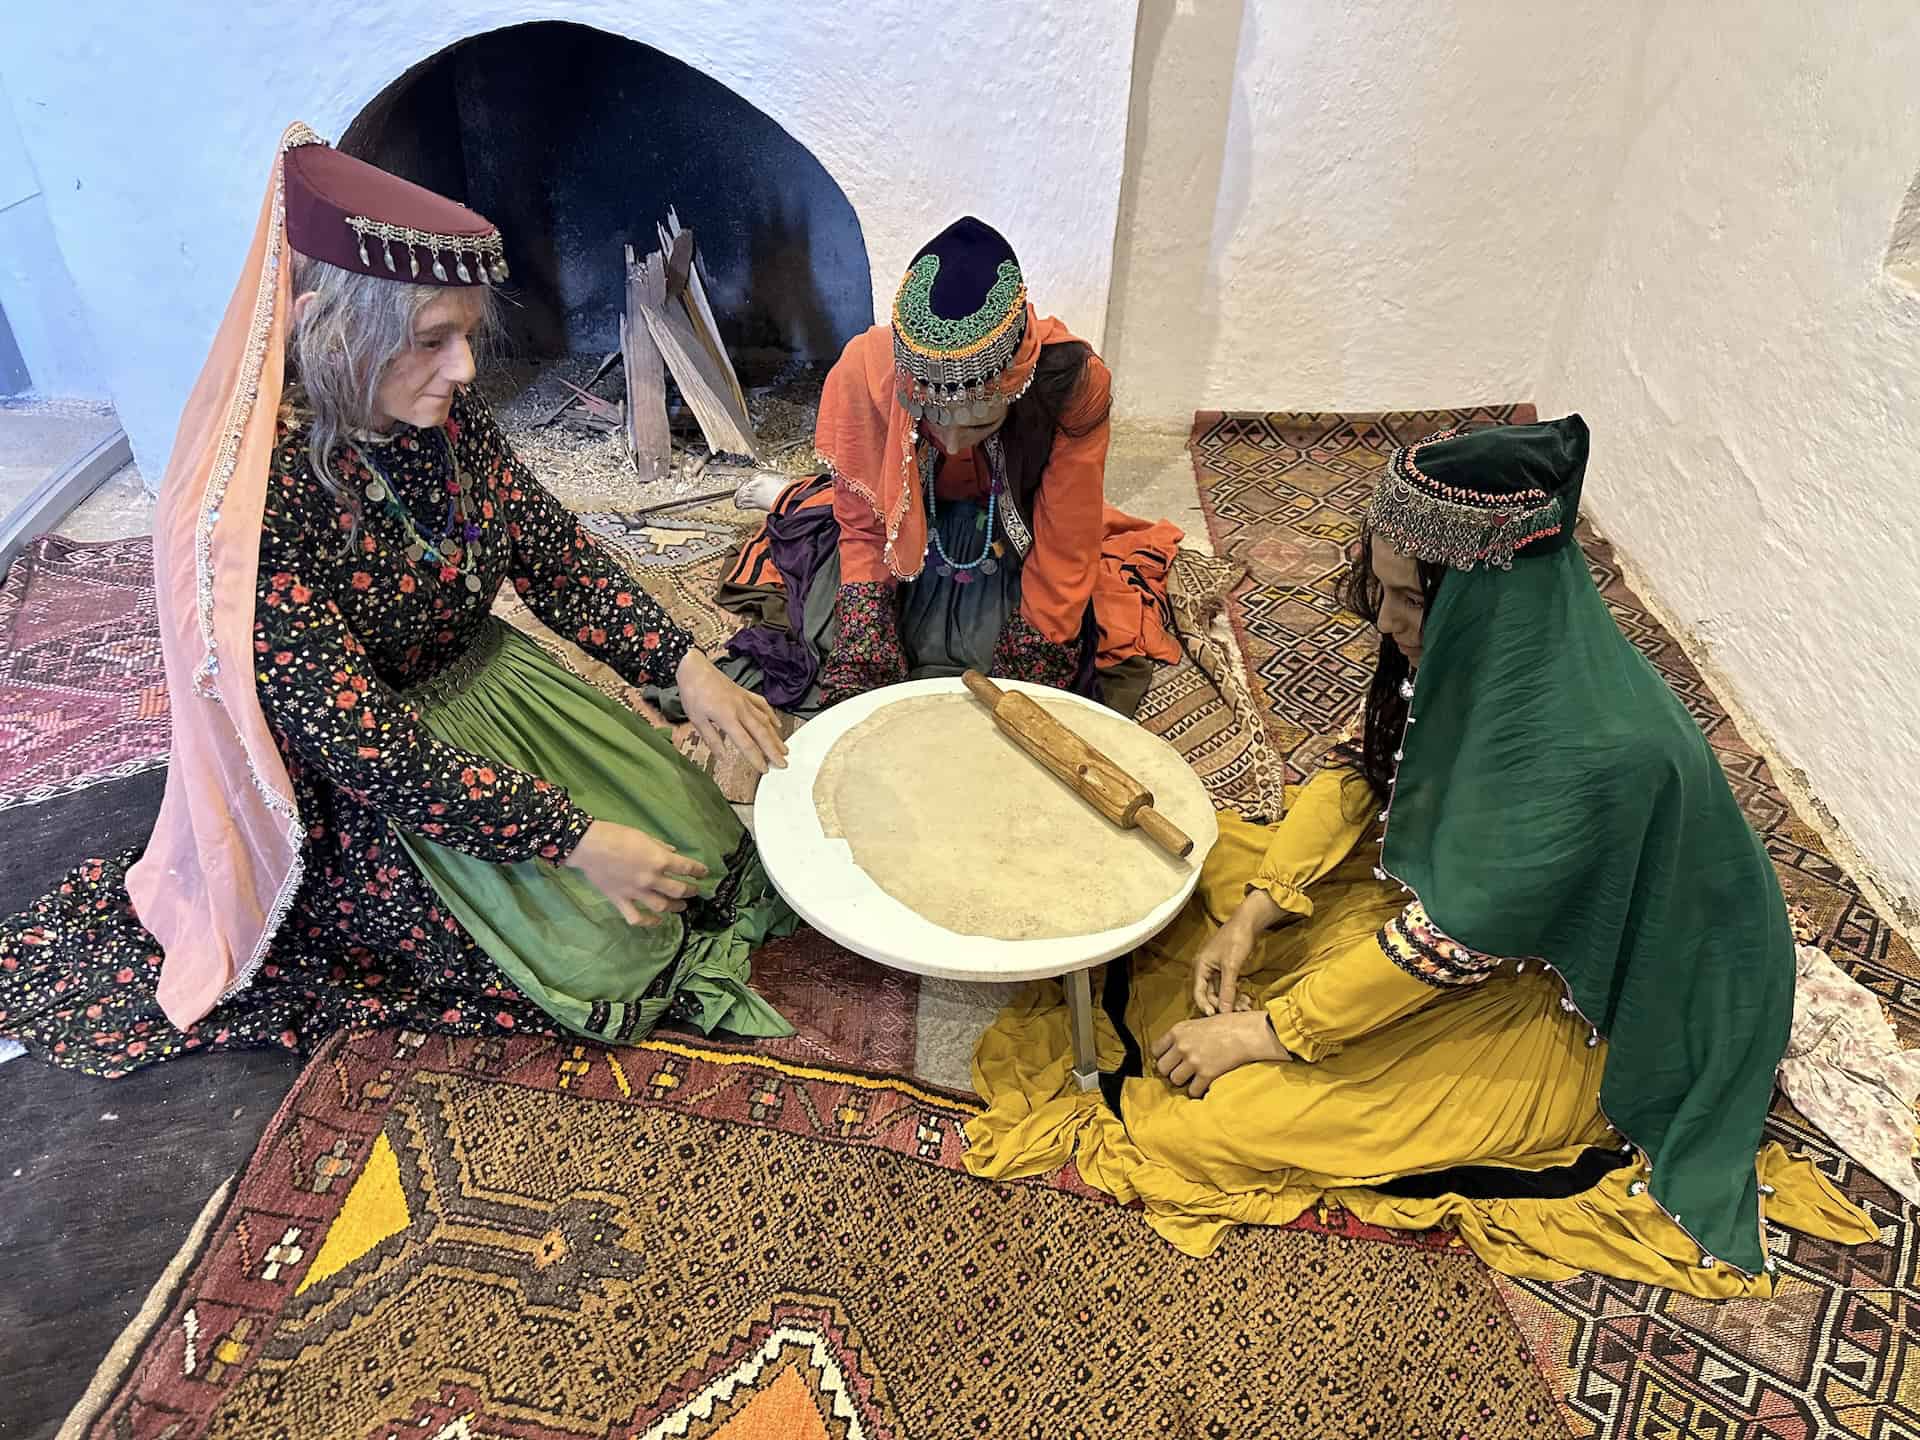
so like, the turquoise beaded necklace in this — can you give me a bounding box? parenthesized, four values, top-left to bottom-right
(922, 433, 1007, 582)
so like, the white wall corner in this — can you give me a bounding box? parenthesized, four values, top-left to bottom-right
(0, 71, 109, 402)
(1534, 0, 1920, 930)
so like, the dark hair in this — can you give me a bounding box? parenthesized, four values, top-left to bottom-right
(1021, 340, 1109, 438)
(1334, 523, 1447, 801)
(998, 341, 1108, 509)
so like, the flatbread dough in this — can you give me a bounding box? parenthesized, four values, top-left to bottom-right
(814, 693, 1217, 940)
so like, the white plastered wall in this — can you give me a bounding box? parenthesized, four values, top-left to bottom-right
(0, 76, 106, 399)
(1105, 0, 1648, 429)
(0, 0, 1138, 477)
(1536, 0, 1920, 919)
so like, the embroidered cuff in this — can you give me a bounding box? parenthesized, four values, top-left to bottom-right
(819, 581, 906, 705)
(1377, 900, 1504, 988)
(989, 609, 1080, 690)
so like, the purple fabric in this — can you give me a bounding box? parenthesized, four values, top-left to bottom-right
(726, 623, 816, 708)
(723, 486, 841, 708)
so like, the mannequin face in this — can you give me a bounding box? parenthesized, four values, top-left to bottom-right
(371, 290, 486, 430)
(1369, 535, 1427, 667)
(924, 402, 1010, 455)
(903, 381, 1012, 456)
(290, 285, 485, 433)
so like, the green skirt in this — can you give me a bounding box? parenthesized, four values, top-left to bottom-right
(395, 620, 796, 1045)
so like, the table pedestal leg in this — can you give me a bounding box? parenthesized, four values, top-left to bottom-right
(1067, 968, 1099, 1093)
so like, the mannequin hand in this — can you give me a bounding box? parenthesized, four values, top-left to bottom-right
(678, 650, 788, 775)
(1191, 892, 1285, 1014)
(567, 820, 708, 926)
(1192, 915, 1256, 1016)
(1153, 1011, 1292, 1098)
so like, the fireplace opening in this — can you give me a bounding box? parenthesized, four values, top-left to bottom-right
(343, 20, 871, 365)
(340, 21, 873, 500)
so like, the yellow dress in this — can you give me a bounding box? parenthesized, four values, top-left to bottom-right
(965, 768, 1874, 1299)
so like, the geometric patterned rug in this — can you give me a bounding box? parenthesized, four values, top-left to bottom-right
(0, 520, 743, 819)
(65, 1027, 1567, 1439)
(1131, 549, 1287, 820)
(10, 504, 1311, 1439)
(1191, 408, 1920, 1440)
(0, 535, 169, 811)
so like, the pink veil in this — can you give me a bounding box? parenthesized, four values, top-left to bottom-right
(128, 123, 321, 1026)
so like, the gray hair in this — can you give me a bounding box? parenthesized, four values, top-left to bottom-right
(287, 254, 497, 517)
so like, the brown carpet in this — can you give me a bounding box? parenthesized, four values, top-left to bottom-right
(66, 1028, 1566, 1440)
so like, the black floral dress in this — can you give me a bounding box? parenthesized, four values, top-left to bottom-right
(0, 387, 698, 1077)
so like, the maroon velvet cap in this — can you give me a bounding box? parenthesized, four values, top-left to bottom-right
(283, 138, 508, 286)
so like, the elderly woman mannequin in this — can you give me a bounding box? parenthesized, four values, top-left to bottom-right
(0, 126, 795, 1075)
(966, 417, 1875, 1299)
(715, 217, 1181, 718)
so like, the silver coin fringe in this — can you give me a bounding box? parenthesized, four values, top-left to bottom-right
(891, 308, 1027, 407)
(1367, 474, 1562, 573)
(345, 215, 509, 285)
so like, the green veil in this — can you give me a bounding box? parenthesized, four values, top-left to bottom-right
(1376, 416, 1791, 1276)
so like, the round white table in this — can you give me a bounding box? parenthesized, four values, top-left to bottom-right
(754, 677, 1220, 1090)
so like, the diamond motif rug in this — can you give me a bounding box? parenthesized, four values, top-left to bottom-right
(1190, 409, 1920, 1440)
(1133, 550, 1287, 820)
(0, 535, 169, 810)
(66, 1028, 1566, 1440)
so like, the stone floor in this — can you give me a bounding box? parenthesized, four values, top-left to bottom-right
(53, 461, 150, 541)
(1105, 423, 1213, 553)
(0, 398, 148, 548)
(0, 400, 118, 512)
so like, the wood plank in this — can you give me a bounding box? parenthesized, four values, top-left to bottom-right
(535, 350, 619, 428)
(638, 214, 757, 460)
(639, 298, 761, 460)
(621, 243, 672, 480)
(558, 377, 622, 422)
(664, 210, 749, 416)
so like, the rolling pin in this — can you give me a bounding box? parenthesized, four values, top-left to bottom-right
(962, 670, 1194, 860)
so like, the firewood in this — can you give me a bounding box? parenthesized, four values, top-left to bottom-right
(632, 212, 759, 461)
(621, 244, 672, 479)
(559, 377, 622, 423)
(660, 210, 749, 417)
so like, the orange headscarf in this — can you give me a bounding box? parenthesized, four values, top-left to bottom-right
(127, 124, 317, 1026)
(814, 302, 1071, 582)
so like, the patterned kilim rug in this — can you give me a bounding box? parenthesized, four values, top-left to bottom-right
(0, 519, 746, 816)
(66, 1027, 1565, 1440)
(0, 535, 169, 810)
(1136, 549, 1286, 820)
(1190, 408, 1920, 1440)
